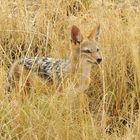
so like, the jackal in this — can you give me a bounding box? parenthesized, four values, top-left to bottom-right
(7, 25, 102, 94)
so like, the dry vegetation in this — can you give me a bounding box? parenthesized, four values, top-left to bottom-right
(0, 0, 140, 139)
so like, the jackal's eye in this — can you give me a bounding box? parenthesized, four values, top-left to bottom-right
(71, 40, 81, 45)
(82, 49, 92, 53)
(96, 48, 99, 52)
(77, 41, 81, 44)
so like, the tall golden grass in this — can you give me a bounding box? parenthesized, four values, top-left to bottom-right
(0, 0, 140, 139)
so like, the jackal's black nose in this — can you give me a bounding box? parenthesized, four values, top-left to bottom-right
(97, 58, 102, 64)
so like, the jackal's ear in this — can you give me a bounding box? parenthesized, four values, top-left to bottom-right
(71, 25, 83, 44)
(87, 24, 100, 41)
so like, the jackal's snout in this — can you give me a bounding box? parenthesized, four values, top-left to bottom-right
(96, 58, 102, 64)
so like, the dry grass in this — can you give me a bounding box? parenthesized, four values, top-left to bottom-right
(0, 0, 140, 139)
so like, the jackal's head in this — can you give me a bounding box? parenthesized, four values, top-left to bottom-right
(71, 24, 102, 64)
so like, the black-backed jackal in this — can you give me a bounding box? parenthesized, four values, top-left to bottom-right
(7, 25, 102, 95)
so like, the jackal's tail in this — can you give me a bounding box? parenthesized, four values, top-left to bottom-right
(5, 60, 21, 93)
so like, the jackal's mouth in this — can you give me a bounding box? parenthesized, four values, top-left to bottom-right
(84, 54, 102, 65)
(87, 59, 102, 65)
(87, 60, 97, 65)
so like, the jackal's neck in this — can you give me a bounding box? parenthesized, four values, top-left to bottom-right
(80, 60, 92, 78)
